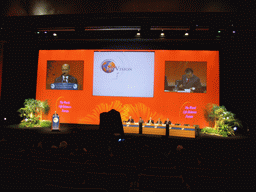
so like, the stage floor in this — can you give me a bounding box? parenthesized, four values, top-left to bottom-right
(1, 123, 249, 139)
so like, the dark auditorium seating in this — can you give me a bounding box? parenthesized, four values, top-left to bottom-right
(0, 125, 254, 190)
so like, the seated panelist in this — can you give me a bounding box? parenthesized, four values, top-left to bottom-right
(147, 117, 154, 124)
(156, 118, 162, 124)
(164, 118, 172, 125)
(127, 116, 134, 123)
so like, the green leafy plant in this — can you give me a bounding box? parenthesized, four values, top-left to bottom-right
(18, 98, 38, 119)
(17, 99, 50, 128)
(204, 103, 242, 137)
(40, 120, 52, 128)
(219, 124, 235, 137)
(37, 100, 50, 120)
(18, 122, 28, 128)
(201, 127, 219, 134)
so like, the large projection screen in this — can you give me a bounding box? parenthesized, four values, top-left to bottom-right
(36, 50, 219, 128)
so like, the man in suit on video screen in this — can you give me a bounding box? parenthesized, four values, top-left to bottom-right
(179, 68, 201, 91)
(54, 64, 78, 84)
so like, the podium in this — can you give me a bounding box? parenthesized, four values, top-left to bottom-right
(52, 114, 60, 131)
(51, 83, 78, 90)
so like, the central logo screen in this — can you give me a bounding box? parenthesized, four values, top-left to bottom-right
(101, 60, 116, 73)
(93, 52, 155, 97)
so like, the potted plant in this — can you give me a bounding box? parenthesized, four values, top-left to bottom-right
(203, 103, 242, 137)
(17, 98, 50, 128)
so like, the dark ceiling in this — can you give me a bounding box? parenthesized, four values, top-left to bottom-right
(0, 0, 254, 36)
(0, 0, 255, 17)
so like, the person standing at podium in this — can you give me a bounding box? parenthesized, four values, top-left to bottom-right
(138, 117, 144, 134)
(54, 64, 78, 84)
(138, 117, 144, 124)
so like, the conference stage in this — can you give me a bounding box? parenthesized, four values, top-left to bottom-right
(36, 50, 219, 132)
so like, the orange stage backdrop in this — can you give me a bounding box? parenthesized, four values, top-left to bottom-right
(36, 50, 219, 128)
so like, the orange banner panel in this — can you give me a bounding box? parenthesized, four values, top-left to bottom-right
(36, 50, 219, 129)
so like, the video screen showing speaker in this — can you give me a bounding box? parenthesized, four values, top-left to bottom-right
(164, 61, 207, 93)
(46, 60, 84, 90)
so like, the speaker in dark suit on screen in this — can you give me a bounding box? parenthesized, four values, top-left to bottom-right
(179, 68, 202, 91)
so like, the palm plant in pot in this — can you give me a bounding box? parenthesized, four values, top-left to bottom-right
(203, 103, 242, 137)
(17, 98, 50, 128)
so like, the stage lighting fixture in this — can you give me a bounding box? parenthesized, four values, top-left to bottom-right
(37, 32, 40, 34)
(135, 32, 141, 38)
(160, 32, 165, 36)
(53, 33, 57, 36)
(233, 127, 237, 131)
(233, 31, 236, 33)
(44, 31, 47, 34)
(185, 33, 189, 36)
(84, 26, 141, 31)
(4, 118, 6, 120)
(218, 31, 221, 33)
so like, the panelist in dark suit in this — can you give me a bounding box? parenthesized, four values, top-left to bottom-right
(164, 118, 172, 125)
(156, 118, 162, 124)
(147, 117, 154, 124)
(54, 64, 78, 84)
(127, 116, 134, 123)
(179, 68, 201, 90)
